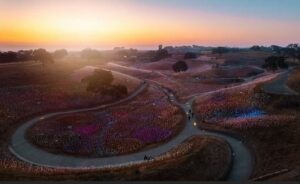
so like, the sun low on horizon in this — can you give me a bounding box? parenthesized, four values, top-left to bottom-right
(1, 0, 300, 50)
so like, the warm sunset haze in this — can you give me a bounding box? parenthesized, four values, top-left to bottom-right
(1, 0, 300, 50)
(0, 0, 300, 182)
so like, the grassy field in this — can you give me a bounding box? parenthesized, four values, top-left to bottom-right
(287, 68, 300, 93)
(26, 85, 184, 157)
(218, 51, 272, 66)
(195, 66, 264, 79)
(104, 61, 227, 100)
(192, 81, 300, 180)
(0, 136, 231, 181)
(0, 60, 141, 160)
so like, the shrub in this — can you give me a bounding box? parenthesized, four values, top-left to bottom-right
(82, 69, 114, 93)
(212, 47, 229, 55)
(81, 48, 102, 60)
(152, 49, 170, 61)
(32, 49, 54, 64)
(172, 61, 188, 72)
(262, 56, 288, 71)
(52, 49, 68, 59)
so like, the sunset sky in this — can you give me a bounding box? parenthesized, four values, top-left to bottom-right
(1, 0, 300, 50)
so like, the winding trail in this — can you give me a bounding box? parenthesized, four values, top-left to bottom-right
(262, 69, 299, 96)
(9, 68, 273, 181)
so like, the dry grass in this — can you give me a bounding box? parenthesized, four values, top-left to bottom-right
(219, 51, 272, 66)
(0, 136, 231, 181)
(103, 61, 227, 100)
(26, 85, 184, 157)
(287, 68, 300, 93)
(193, 82, 300, 180)
(196, 66, 264, 79)
(0, 60, 141, 161)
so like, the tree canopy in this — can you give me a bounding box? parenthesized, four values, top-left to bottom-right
(172, 61, 188, 72)
(152, 49, 170, 61)
(53, 49, 68, 59)
(250, 45, 261, 51)
(82, 69, 128, 98)
(81, 48, 102, 60)
(0, 49, 53, 64)
(212, 47, 230, 55)
(32, 49, 54, 65)
(262, 56, 288, 71)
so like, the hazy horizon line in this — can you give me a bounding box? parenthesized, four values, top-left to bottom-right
(0, 43, 297, 52)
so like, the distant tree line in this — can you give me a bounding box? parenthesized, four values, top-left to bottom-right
(81, 48, 102, 61)
(0, 49, 68, 64)
(212, 47, 230, 55)
(262, 44, 300, 71)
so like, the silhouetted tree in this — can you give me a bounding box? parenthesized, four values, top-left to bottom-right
(152, 49, 170, 61)
(32, 49, 54, 65)
(212, 47, 229, 55)
(0, 51, 18, 63)
(81, 48, 102, 61)
(270, 45, 283, 54)
(17, 50, 34, 61)
(262, 56, 288, 71)
(82, 69, 128, 98)
(53, 49, 68, 59)
(172, 61, 188, 72)
(250, 45, 261, 51)
(82, 69, 114, 93)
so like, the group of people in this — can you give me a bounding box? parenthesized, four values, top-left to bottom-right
(187, 109, 194, 120)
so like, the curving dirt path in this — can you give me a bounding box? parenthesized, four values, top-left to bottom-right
(9, 69, 270, 181)
(262, 69, 299, 96)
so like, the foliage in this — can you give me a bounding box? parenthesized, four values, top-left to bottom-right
(212, 47, 230, 55)
(32, 49, 54, 65)
(270, 45, 283, 54)
(82, 69, 128, 98)
(262, 56, 288, 71)
(52, 49, 68, 59)
(172, 61, 188, 72)
(152, 49, 170, 61)
(82, 69, 114, 93)
(81, 48, 102, 60)
(0, 49, 53, 64)
(250, 45, 261, 51)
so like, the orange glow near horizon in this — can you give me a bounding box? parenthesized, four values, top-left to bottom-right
(1, 1, 299, 49)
